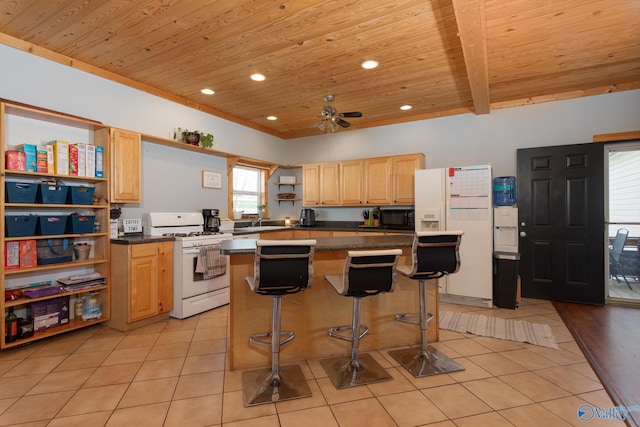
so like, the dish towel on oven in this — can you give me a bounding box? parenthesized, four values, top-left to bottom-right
(195, 246, 226, 279)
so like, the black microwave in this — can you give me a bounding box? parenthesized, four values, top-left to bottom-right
(378, 208, 415, 230)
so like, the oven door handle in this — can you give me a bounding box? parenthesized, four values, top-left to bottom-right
(183, 246, 221, 255)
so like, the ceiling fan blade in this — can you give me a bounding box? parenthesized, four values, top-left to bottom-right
(340, 111, 362, 118)
(336, 118, 351, 128)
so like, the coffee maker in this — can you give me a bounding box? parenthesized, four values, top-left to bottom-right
(202, 209, 221, 232)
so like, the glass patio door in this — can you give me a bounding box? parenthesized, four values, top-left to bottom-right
(606, 142, 640, 301)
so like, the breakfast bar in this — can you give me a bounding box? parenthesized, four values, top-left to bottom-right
(221, 235, 441, 370)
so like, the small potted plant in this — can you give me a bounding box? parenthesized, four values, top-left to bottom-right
(173, 127, 214, 149)
(257, 204, 266, 218)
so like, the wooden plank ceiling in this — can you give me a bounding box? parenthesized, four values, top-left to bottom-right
(0, 0, 638, 139)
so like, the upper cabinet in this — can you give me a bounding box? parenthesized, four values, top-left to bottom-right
(302, 162, 340, 206)
(110, 129, 141, 203)
(340, 160, 364, 205)
(364, 157, 393, 205)
(303, 154, 424, 207)
(392, 154, 425, 205)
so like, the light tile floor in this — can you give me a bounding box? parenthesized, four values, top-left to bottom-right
(0, 298, 626, 427)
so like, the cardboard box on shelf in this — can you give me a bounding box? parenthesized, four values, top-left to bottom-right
(36, 146, 48, 173)
(4, 241, 19, 270)
(69, 144, 78, 176)
(75, 143, 86, 176)
(15, 144, 37, 172)
(95, 146, 103, 178)
(46, 145, 55, 174)
(5, 150, 25, 171)
(19, 239, 37, 268)
(32, 296, 70, 332)
(46, 140, 69, 175)
(85, 144, 95, 178)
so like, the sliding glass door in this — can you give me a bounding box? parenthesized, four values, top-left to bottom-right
(606, 142, 640, 301)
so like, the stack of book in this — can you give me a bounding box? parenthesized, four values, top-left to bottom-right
(57, 272, 106, 292)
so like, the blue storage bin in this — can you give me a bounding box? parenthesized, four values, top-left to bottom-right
(37, 215, 68, 235)
(67, 215, 95, 234)
(67, 186, 95, 205)
(5, 182, 38, 203)
(5, 215, 38, 237)
(37, 183, 68, 204)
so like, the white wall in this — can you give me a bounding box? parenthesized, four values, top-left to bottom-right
(2, 43, 639, 222)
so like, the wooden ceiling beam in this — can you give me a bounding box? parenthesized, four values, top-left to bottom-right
(451, 0, 490, 115)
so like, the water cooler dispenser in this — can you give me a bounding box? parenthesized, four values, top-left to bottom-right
(493, 201, 519, 309)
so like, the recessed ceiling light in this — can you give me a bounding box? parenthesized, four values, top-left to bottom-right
(200, 88, 215, 95)
(250, 73, 266, 81)
(400, 105, 413, 111)
(361, 60, 379, 69)
(266, 116, 277, 121)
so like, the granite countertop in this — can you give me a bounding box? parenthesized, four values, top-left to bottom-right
(221, 234, 413, 255)
(232, 221, 413, 236)
(110, 234, 175, 245)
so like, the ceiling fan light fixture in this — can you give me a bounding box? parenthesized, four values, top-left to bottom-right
(266, 116, 277, 121)
(200, 88, 215, 95)
(361, 60, 379, 69)
(250, 73, 266, 81)
(400, 104, 413, 110)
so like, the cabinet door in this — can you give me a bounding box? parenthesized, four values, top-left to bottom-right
(302, 164, 321, 206)
(364, 157, 392, 205)
(392, 155, 424, 204)
(157, 241, 174, 314)
(111, 129, 141, 203)
(340, 160, 364, 205)
(129, 245, 158, 321)
(320, 163, 340, 205)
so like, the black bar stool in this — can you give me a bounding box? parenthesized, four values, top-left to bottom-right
(242, 239, 316, 406)
(388, 231, 465, 377)
(320, 249, 402, 389)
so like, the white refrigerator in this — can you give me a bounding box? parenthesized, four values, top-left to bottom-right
(414, 165, 494, 307)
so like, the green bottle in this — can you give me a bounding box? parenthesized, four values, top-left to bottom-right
(5, 307, 18, 343)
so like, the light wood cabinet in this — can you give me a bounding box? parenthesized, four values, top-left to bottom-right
(0, 102, 111, 349)
(320, 163, 340, 205)
(302, 154, 424, 207)
(111, 128, 141, 203)
(392, 154, 425, 205)
(340, 160, 364, 205)
(109, 241, 173, 331)
(302, 164, 321, 205)
(302, 163, 340, 206)
(364, 157, 393, 205)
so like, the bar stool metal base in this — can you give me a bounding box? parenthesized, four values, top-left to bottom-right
(242, 364, 311, 406)
(320, 353, 392, 389)
(388, 345, 464, 377)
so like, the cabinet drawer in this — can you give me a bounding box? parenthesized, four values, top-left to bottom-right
(131, 243, 156, 258)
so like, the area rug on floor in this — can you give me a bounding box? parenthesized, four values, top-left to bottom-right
(439, 310, 559, 349)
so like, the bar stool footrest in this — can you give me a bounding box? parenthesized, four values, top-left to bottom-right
(395, 312, 434, 326)
(388, 345, 464, 378)
(242, 364, 311, 406)
(328, 324, 368, 342)
(319, 353, 392, 389)
(249, 331, 295, 348)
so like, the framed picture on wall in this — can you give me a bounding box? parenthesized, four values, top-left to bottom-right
(202, 170, 222, 189)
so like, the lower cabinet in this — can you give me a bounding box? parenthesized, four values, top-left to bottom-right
(108, 241, 173, 331)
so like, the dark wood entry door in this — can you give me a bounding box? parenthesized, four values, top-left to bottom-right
(517, 143, 605, 304)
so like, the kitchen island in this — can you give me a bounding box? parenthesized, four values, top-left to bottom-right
(221, 235, 441, 370)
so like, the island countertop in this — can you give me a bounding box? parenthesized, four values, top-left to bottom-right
(221, 234, 414, 255)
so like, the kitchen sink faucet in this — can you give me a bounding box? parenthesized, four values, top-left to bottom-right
(251, 218, 262, 227)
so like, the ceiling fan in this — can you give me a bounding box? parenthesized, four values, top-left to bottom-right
(311, 94, 362, 132)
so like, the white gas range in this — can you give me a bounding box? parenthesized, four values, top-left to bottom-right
(143, 212, 234, 319)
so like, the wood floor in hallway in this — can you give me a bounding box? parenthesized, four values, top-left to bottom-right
(554, 301, 640, 427)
